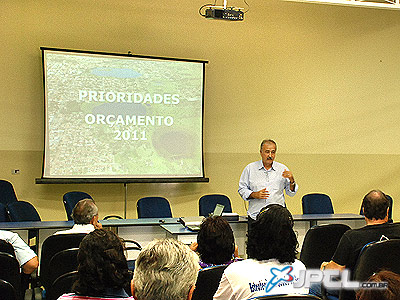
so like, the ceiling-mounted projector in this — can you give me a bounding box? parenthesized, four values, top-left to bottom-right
(205, 7, 244, 21)
(200, 0, 246, 21)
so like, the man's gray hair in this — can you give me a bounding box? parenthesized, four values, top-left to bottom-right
(71, 199, 98, 224)
(133, 239, 199, 300)
(260, 139, 277, 151)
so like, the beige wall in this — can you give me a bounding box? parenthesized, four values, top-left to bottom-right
(1, 0, 400, 221)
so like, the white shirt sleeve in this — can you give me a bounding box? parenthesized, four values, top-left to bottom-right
(3, 231, 37, 267)
(213, 272, 235, 300)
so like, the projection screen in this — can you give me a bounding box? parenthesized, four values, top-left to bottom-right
(40, 48, 207, 182)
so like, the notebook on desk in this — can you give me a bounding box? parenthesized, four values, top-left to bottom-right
(180, 204, 225, 231)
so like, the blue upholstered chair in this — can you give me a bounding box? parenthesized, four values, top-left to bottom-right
(7, 201, 41, 222)
(301, 193, 334, 214)
(63, 191, 93, 221)
(198, 194, 232, 217)
(0, 180, 18, 206)
(137, 197, 172, 218)
(0, 203, 8, 222)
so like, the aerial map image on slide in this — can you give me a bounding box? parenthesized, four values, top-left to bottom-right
(44, 50, 204, 178)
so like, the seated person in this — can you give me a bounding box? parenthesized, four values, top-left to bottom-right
(190, 216, 241, 268)
(57, 229, 132, 299)
(356, 270, 400, 300)
(0, 230, 38, 274)
(55, 199, 102, 234)
(132, 238, 199, 300)
(311, 190, 400, 300)
(213, 204, 307, 300)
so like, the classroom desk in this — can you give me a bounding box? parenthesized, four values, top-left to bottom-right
(160, 213, 365, 256)
(0, 214, 365, 259)
(293, 213, 365, 227)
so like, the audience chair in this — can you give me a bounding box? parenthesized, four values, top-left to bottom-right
(0, 239, 16, 257)
(0, 279, 18, 300)
(122, 239, 142, 271)
(300, 224, 351, 269)
(302, 193, 334, 214)
(339, 239, 400, 300)
(191, 265, 228, 300)
(63, 191, 93, 221)
(0, 203, 9, 222)
(39, 233, 86, 292)
(360, 194, 393, 222)
(6, 201, 41, 222)
(0, 180, 19, 206)
(137, 197, 172, 218)
(46, 271, 78, 300)
(198, 194, 233, 217)
(48, 248, 79, 289)
(7, 201, 41, 253)
(0, 252, 22, 300)
(249, 295, 322, 300)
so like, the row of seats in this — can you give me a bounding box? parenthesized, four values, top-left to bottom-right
(0, 179, 394, 222)
(63, 192, 233, 220)
(0, 232, 141, 300)
(299, 223, 400, 300)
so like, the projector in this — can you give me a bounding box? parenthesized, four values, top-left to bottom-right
(205, 7, 244, 21)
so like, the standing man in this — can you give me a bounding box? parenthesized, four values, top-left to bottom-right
(238, 139, 298, 225)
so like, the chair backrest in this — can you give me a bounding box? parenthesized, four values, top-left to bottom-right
(0, 239, 16, 257)
(48, 248, 79, 288)
(302, 193, 334, 214)
(249, 295, 322, 300)
(191, 265, 228, 300)
(300, 224, 351, 269)
(353, 239, 400, 282)
(0, 279, 18, 300)
(137, 197, 172, 218)
(360, 194, 393, 221)
(198, 194, 233, 217)
(63, 191, 93, 221)
(339, 239, 400, 300)
(40, 234, 86, 291)
(0, 252, 21, 300)
(0, 180, 18, 206)
(7, 201, 41, 222)
(0, 203, 9, 222)
(46, 271, 78, 300)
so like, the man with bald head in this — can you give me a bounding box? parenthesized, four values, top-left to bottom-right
(311, 190, 400, 300)
(321, 189, 400, 272)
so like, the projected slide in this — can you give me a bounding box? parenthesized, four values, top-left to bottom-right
(42, 49, 205, 179)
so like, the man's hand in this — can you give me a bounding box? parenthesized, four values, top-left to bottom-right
(320, 260, 345, 271)
(282, 169, 294, 183)
(190, 242, 198, 252)
(95, 221, 103, 229)
(250, 188, 270, 199)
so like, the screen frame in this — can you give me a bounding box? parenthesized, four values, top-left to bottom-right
(37, 47, 209, 184)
